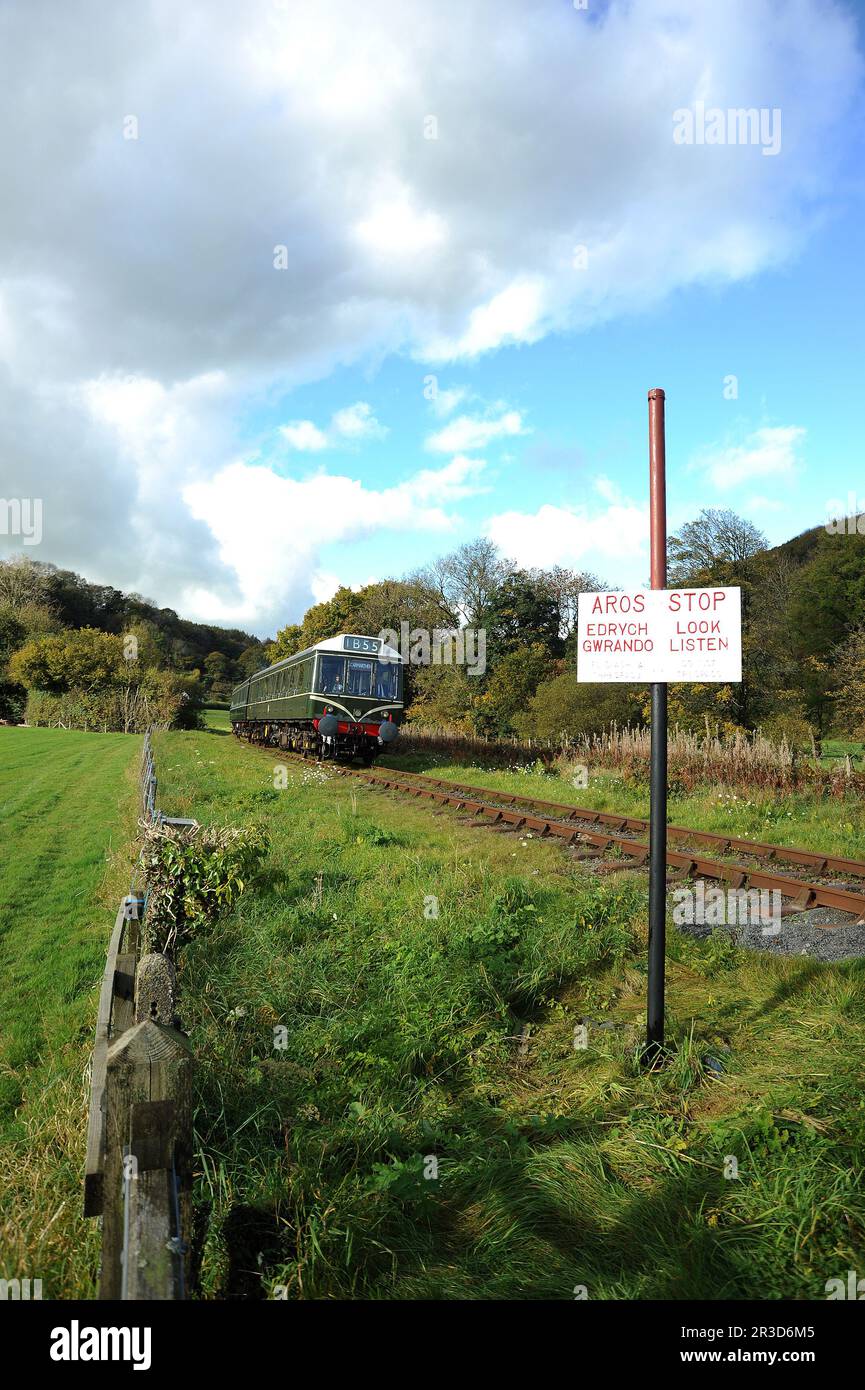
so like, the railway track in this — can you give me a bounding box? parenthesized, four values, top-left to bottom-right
(374, 767, 865, 880)
(270, 748, 865, 923)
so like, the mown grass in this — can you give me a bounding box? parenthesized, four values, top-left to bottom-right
(204, 706, 231, 733)
(380, 751, 865, 860)
(0, 726, 140, 1297)
(822, 738, 865, 764)
(156, 727, 865, 1300)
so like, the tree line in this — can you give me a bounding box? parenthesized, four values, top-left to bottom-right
(2, 504, 863, 739)
(271, 508, 865, 743)
(0, 559, 267, 729)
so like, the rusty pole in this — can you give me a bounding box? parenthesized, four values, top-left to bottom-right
(646, 388, 668, 1061)
(649, 390, 667, 591)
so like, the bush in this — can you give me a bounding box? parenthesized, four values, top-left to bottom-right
(833, 626, 865, 738)
(24, 670, 203, 732)
(758, 712, 814, 749)
(141, 822, 268, 953)
(0, 680, 26, 723)
(12, 626, 204, 731)
(514, 672, 643, 740)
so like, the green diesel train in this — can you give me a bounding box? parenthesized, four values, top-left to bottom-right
(230, 633, 404, 763)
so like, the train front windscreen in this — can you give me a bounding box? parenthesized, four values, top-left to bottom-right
(318, 655, 401, 700)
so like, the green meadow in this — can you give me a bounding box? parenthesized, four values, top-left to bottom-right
(2, 719, 864, 1300)
(0, 726, 139, 1297)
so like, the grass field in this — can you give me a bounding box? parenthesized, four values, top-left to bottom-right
(153, 724, 865, 1300)
(0, 726, 140, 1297)
(822, 739, 865, 763)
(204, 706, 231, 733)
(3, 718, 863, 1299)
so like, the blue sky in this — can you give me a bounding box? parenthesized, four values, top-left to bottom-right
(1, 0, 863, 636)
(252, 187, 865, 604)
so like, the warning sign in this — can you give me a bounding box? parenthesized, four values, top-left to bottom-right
(577, 587, 742, 683)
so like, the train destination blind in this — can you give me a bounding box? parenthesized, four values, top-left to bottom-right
(343, 636, 381, 653)
(577, 586, 742, 684)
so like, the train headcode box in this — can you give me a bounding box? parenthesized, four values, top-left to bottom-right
(577, 587, 742, 683)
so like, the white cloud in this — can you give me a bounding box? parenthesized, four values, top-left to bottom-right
(594, 475, 624, 505)
(421, 279, 547, 361)
(0, 0, 857, 391)
(426, 409, 527, 454)
(281, 401, 387, 451)
(310, 570, 341, 604)
(696, 425, 805, 489)
(485, 495, 648, 582)
(279, 419, 330, 451)
(429, 385, 470, 418)
(181, 452, 489, 631)
(355, 195, 448, 256)
(394, 453, 488, 505)
(747, 494, 786, 512)
(330, 401, 388, 442)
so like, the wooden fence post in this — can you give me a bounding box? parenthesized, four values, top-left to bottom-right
(135, 952, 176, 1025)
(100, 1020, 193, 1300)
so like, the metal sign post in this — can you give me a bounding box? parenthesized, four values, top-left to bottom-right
(646, 387, 667, 1062)
(574, 391, 743, 1063)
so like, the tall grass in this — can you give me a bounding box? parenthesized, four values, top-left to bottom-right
(399, 722, 865, 795)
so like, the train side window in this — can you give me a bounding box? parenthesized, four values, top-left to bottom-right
(346, 659, 373, 696)
(375, 662, 400, 700)
(318, 655, 346, 694)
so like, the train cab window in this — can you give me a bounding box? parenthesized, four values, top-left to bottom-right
(318, 654, 346, 694)
(346, 659, 374, 697)
(375, 661, 400, 700)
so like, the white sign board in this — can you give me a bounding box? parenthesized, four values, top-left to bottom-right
(577, 587, 742, 683)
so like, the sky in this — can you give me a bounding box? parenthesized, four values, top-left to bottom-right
(0, 0, 863, 638)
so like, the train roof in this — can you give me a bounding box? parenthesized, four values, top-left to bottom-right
(250, 633, 402, 678)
